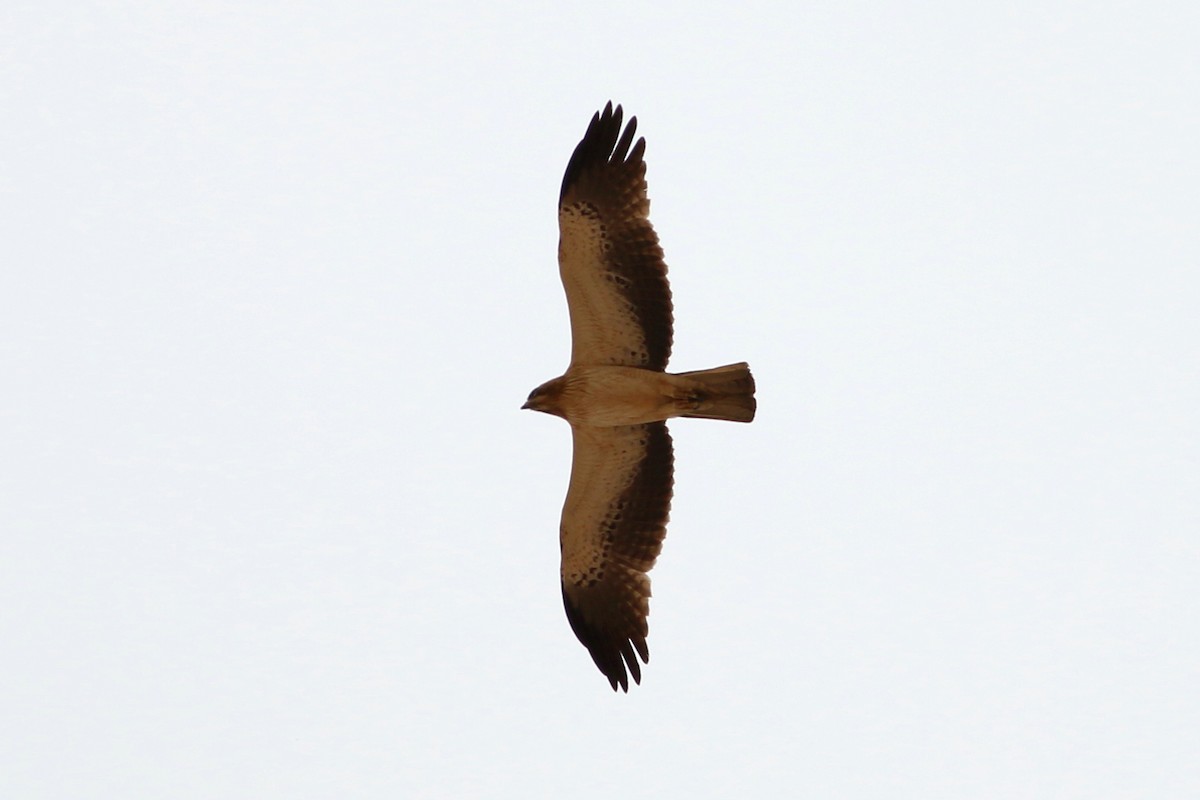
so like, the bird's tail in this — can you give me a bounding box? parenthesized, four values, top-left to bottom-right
(675, 362, 756, 423)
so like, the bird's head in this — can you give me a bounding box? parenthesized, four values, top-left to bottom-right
(522, 377, 567, 417)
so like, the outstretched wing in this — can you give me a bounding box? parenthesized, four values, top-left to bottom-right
(558, 102, 673, 371)
(560, 422, 674, 691)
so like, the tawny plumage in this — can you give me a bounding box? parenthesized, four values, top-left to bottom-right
(524, 103, 756, 691)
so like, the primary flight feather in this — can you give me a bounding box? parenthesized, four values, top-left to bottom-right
(524, 102, 756, 691)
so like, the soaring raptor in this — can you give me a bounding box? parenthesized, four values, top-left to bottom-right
(523, 103, 756, 691)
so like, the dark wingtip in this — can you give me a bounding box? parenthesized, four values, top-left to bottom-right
(562, 583, 649, 693)
(558, 101, 643, 203)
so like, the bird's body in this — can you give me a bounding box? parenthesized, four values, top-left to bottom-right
(524, 103, 755, 691)
(525, 363, 754, 427)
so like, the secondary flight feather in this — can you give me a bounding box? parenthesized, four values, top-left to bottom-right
(523, 102, 756, 691)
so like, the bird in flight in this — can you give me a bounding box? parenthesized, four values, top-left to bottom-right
(523, 103, 756, 691)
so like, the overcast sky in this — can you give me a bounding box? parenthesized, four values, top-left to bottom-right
(3, 2, 1197, 797)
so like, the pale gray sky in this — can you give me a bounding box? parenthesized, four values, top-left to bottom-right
(3, 2, 1198, 797)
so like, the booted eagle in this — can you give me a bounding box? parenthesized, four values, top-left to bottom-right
(524, 103, 756, 691)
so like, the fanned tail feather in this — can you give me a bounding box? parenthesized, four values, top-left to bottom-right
(676, 362, 756, 423)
